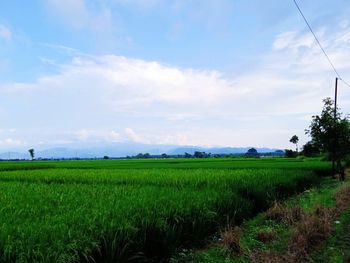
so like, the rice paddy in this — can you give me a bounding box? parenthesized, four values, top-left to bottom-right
(0, 158, 331, 262)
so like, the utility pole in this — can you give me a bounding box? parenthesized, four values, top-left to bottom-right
(332, 77, 338, 177)
(334, 77, 338, 118)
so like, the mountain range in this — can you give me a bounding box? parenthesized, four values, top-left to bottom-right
(0, 142, 283, 160)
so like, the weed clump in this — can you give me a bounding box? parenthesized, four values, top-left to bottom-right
(255, 184, 350, 263)
(288, 206, 333, 262)
(253, 204, 336, 263)
(221, 226, 242, 256)
(284, 206, 305, 225)
(265, 202, 305, 226)
(265, 202, 285, 222)
(256, 229, 278, 243)
(334, 185, 350, 212)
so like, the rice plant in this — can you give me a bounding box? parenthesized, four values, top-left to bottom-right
(0, 159, 329, 262)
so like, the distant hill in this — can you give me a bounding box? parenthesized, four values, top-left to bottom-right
(0, 143, 282, 160)
(169, 147, 279, 155)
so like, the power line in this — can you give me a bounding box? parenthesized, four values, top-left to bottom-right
(293, 0, 350, 88)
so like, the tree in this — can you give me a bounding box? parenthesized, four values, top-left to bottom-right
(103, 155, 109, 159)
(28, 148, 35, 160)
(136, 153, 144, 159)
(289, 135, 299, 153)
(184, 152, 192, 158)
(246, 148, 259, 157)
(143, 153, 151, 159)
(194, 151, 204, 158)
(135, 153, 151, 159)
(306, 98, 350, 180)
(301, 141, 319, 157)
(284, 149, 296, 158)
(161, 153, 169, 158)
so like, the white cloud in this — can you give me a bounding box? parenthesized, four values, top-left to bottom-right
(108, 131, 121, 142)
(74, 129, 121, 142)
(1, 20, 350, 148)
(0, 138, 23, 146)
(44, 0, 113, 32)
(45, 0, 89, 29)
(17, 54, 239, 113)
(273, 31, 315, 51)
(0, 24, 12, 41)
(0, 55, 248, 146)
(124, 128, 143, 143)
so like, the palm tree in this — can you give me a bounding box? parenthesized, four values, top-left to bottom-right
(28, 148, 35, 160)
(289, 135, 299, 153)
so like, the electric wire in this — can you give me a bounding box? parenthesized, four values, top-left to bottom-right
(293, 0, 350, 88)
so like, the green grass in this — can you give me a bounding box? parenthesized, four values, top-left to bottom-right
(0, 158, 330, 262)
(184, 178, 348, 263)
(0, 157, 330, 170)
(311, 196, 350, 263)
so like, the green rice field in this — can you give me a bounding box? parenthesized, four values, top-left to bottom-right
(0, 158, 331, 262)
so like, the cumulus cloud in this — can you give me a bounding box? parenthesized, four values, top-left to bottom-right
(1, 19, 350, 148)
(6, 54, 239, 113)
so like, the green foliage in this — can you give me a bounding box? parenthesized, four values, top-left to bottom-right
(301, 141, 320, 157)
(0, 158, 330, 262)
(193, 151, 210, 158)
(284, 149, 297, 158)
(307, 98, 350, 163)
(161, 153, 169, 158)
(245, 148, 258, 157)
(289, 135, 299, 152)
(28, 148, 35, 160)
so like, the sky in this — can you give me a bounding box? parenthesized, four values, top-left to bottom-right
(0, 0, 350, 151)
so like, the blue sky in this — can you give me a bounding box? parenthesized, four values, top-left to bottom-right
(0, 0, 350, 150)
